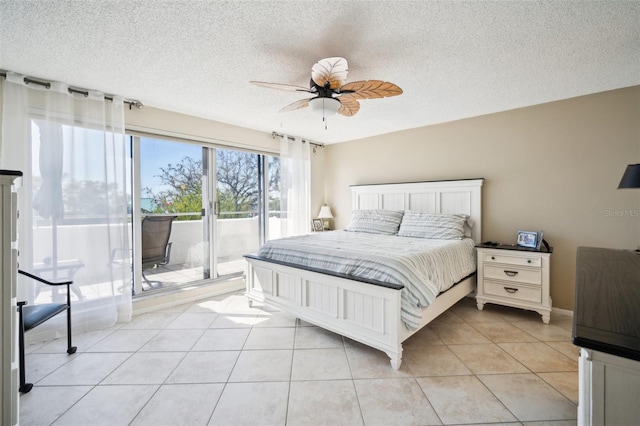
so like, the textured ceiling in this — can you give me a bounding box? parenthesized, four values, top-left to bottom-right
(1, 1, 639, 144)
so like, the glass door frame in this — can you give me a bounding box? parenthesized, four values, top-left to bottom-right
(204, 146, 216, 280)
(130, 136, 143, 295)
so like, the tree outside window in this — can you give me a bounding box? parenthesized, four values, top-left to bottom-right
(143, 150, 280, 220)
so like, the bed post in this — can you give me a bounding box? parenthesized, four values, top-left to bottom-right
(388, 305, 404, 370)
(387, 350, 402, 370)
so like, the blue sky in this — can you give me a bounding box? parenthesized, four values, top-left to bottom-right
(140, 137, 201, 193)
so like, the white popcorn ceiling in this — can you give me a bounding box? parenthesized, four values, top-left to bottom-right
(1, 1, 639, 144)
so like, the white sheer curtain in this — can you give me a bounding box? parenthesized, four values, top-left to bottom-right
(279, 134, 311, 237)
(0, 73, 132, 339)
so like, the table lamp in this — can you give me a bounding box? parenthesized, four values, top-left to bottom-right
(618, 164, 640, 188)
(318, 205, 333, 231)
(618, 163, 640, 253)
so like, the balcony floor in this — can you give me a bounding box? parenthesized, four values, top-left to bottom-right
(140, 259, 245, 292)
(19, 294, 578, 425)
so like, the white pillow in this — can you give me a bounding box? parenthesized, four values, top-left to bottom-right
(398, 211, 469, 239)
(346, 210, 404, 235)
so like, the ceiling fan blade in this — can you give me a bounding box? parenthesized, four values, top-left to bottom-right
(311, 57, 349, 90)
(339, 80, 403, 99)
(279, 98, 311, 113)
(250, 81, 313, 93)
(336, 94, 360, 117)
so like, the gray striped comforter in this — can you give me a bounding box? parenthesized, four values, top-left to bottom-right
(256, 231, 476, 329)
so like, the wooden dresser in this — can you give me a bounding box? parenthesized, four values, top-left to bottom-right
(572, 246, 640, 426)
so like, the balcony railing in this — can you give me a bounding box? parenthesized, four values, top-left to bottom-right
(30, 216, 285, 290)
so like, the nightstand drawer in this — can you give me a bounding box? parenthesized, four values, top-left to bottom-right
(483, 253, 541, 267)
(484, 281, 542, 303)
(484, 265, 541, 285)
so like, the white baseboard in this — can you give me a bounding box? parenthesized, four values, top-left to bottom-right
(467, 292, 574, 317)
(552, 306, 574, 317)
(132, 277, 244, 315)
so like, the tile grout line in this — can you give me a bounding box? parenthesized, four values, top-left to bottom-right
(442, 316, 527, 424)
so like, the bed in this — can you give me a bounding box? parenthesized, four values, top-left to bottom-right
(244, 179, 484, 369)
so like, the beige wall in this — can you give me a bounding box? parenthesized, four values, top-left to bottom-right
(322, 86, 640, 311)
(0, 83, 4, 150)
(125, 105, 278, 153)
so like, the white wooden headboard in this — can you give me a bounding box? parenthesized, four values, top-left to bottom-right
(351, 179, 484, 243)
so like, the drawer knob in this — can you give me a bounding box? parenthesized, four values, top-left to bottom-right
(527, 259, 531, 264)
(504, 287, 519, 293)
(504, 270, 519, 277)
(491, 256, 495, 260)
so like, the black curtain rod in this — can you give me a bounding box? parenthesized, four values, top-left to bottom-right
(1, 71, 143, 110)
(271, 131, 323, 148)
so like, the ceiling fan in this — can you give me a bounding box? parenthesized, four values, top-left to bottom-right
(250, 57, 403, 117)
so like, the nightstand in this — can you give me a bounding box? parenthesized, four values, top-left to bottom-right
(476, 243, 553, 323)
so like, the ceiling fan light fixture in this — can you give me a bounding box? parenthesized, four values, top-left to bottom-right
(309, 97, 340, 117)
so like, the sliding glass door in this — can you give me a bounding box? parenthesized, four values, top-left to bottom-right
(130, 135, 277, 294)
(135, 137, 210, 293)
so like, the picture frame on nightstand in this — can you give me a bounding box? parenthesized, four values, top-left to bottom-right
(516, 230, 538, 248)
(536, 230, 545, 250)
(312, 219, 324, 232)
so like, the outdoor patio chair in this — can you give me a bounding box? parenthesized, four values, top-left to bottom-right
(17, 269, 77, 393)
(141, 215, 177, 286)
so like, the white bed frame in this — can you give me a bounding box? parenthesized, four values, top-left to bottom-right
(245, 179, 484, 369)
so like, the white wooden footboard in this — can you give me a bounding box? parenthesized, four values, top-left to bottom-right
(245, 256, 476, 369)
(245, 256, 406, 369)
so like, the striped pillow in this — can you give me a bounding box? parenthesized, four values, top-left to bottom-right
(398, 211, 469, 239)
(346, 209, 404, 235)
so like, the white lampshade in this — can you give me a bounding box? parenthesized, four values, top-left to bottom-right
(318, 205, 333, 219)
(309, 97, 340, 116)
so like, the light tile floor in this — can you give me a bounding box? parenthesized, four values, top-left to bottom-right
(20, 293, 578, 425)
